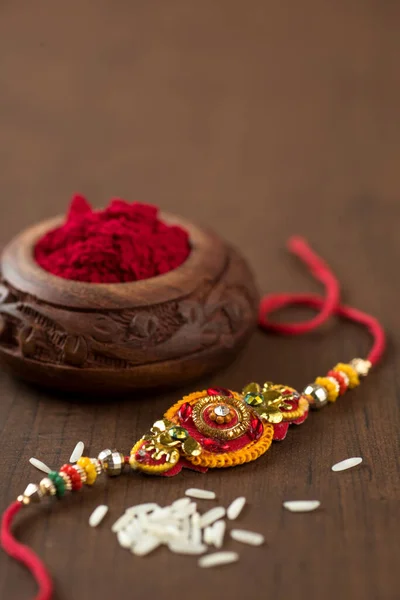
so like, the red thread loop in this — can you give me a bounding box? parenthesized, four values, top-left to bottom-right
(258, 236, 385, 366)
(1, 502, 53, 600)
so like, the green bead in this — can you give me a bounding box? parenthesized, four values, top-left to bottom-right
(48, 471, 66, 497)
(244, 392, 263, 407)
(168, 426, 189, 441)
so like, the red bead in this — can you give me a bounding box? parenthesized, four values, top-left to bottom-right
(207, 387, 233, 397)
(60, 464, 82, 491)
(327, 370, 347, 395)
(178, 402, 193, 421)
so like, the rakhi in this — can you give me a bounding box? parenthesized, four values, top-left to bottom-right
(0, 237, 385, 600)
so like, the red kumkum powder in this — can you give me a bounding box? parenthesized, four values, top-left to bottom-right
(35, 195, 191, 283)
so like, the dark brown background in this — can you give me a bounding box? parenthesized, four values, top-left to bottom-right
(0, 2, 399, 599)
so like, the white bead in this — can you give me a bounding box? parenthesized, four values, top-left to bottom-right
(227, 496, 246, 520)
(89, 505, 108, 527)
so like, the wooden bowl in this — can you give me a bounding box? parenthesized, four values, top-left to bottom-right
(0, 213, 259, 392)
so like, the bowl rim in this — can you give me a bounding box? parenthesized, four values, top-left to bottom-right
(1, 212, 226, 309)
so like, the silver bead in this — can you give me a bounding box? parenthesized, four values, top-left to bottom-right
(303, 383, 329, 410)
(350, 358, 371, 377)
(102, 451, 125, 477)
(98, 448, 113, 465)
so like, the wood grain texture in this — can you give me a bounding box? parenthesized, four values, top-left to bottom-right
(0, 214, 259, 391)
(0, 1, 399, 599)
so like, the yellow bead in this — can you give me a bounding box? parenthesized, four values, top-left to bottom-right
(85, 465, 97, 485)
(315, 377, 339, 402)
(333, 363, 360, 389)
(77, 457, 97, 485)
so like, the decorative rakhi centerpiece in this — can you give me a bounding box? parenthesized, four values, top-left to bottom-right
(129, 382, 310, 475)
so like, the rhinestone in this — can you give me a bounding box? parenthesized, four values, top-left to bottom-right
(214, 405, 230, 417)
(244, 393, 263, 407)
(168, 426, 189, 441)
(178, 402, 193, 421)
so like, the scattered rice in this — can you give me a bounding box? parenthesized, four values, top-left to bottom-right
(168, 541, 207, 555)
(227, 497, 246, 520)
(112, 493, 262, 567)
(117, 530, 132, 549)
(69, 441, 85, 463)
(125, 503, 160, 516)
(198, 551, 239, 568)
(230, 528, 264, 546)
(185, 488, 216, 500)
(283, 500, 321, 512)
(29, 457, 51, 474)
(199, 507, 225, 529)
(332, 457, 363, 472)
(212, 520, 226, 549)
(132, 535, 161, 556)
(112, 513, 132, 533)
(89, 504, 108, 527)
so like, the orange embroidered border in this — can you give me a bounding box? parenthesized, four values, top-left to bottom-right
(164, 390, 274, 468)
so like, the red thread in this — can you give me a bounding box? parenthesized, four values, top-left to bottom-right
(35, 195, 191, 283)
(258, 236, 385, 366)
(0, 237, 386, 600)
(1, 502, 52, 600)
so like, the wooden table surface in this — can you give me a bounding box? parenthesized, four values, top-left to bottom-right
(0, 2, 399, 599)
